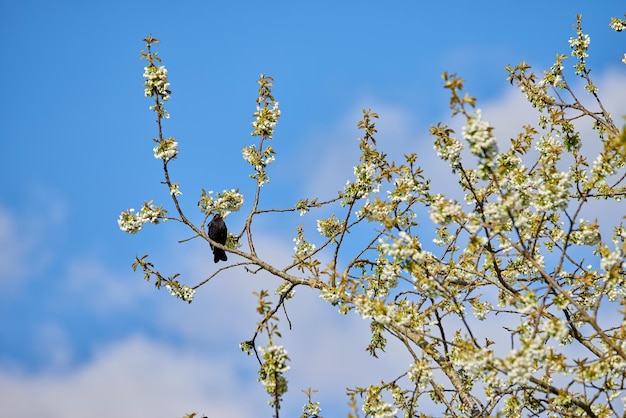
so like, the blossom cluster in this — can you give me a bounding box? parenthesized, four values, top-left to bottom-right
(568, 32, 591, 59)
(503, 336, 549, 385)
(318, 285, 343, 306)
(197, 189, 244, 216)
(300, 399, 321, 417)
(353, 294, 413, 326)
(429, 194, 464, 226)
(257, 344, 290, 406)
(363, 257, 400, 299)
(275, 282, 296, 299)
(242, 144, 275, 170)
(433, 125, 464, 172)
(356, 199, 392, 224)
(169, 182, 182, 196)
(165, 282, 195, 303)
(531, 170, 571, 212)
(540, 59, 565, 88)
(293, 226, 315, 259)
(570, 219, 602, 245)
(462, 110, 498, 178)
(388, 169, 427, 203)
(378, 231, 426, 264)
(610, 16, 626, 32)
(118, 200, 166, 234)
(153, 136, 178, 161)
(295, 198, 317, 216)
(469, 297, 492, 320)
(590, 150, 620, 184)
(143, 64, 171, 101)
(600, 245, 625, 273)
(343, 162, 381, 203)
(361, 385, 398, 418)
(407, 359, 434, 391)
(569, 17, 591, 75)
(245, 74, 280, 187)
(462, 110, 497, 159)
(242, 143, 275, 186)
(251, 102, 280, 138)
(316, 214, 342, 239)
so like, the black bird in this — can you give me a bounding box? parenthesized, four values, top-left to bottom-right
(208, 213, 228, 263)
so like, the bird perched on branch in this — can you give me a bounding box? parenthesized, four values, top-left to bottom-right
(208, 213, 228, 263)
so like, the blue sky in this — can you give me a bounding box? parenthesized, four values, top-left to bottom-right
(1, 1, 625, 416)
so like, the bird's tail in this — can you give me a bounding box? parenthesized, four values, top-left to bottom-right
(214, 249, 227, 263)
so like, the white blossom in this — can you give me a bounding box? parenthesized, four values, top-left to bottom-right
(569, 33, 591, 58)
(317, 214, 342, 238)
(462, 110, 497, 159)
(143, 65, 170, 101)
(169, 182, 182, 196)
(344, 162, 380, 201)
(251, 102, 280, 138)
(165, 283, 195, 303)
(258, 344, 290, 401)
(293, 235, 315, 259)
(434, 135, 464, 171)
(198, 189, 244, 216)
(609, 17, 626, 32)
(153, 137, 178, 161)
(118, 201, 166, 234)
(601, 250, 624, 272)
(408, 360, 433, 391)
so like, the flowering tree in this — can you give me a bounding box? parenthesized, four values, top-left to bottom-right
(119, 15, 626, 418)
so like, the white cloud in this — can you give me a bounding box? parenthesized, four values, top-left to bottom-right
(63, 257, 152, 315)
(30, 322, 74, 371)
(0, 336, 261, 418)
(0, 230, 415, 417)
(0, 206, 32, 282)
(0, 185, 67, 289)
